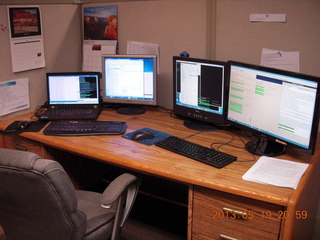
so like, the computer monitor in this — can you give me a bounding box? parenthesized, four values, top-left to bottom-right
(47, 72, 101, 105)
(227, 61, 320, 156)
(173, 56, 228, 131)
(102, 54, 157, 115)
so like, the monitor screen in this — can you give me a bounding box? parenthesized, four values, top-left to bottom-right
(227, 61, 320, 156)
(173, 56, 228, 131)
(102, 54, 157, 114)
(47, 72, 100, 105)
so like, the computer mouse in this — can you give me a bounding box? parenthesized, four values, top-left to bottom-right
(16, 121, 31, 130)
(131, 130, 155, 141)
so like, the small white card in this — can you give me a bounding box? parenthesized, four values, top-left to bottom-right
(250, 14, 286, 22)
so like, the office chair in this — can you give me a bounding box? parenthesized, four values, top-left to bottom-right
(0, 148, 140, 240)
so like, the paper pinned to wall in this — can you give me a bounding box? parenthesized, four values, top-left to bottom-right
(10, 38, 46, 73)
(261, 48, 300, 73)
(0, 78, 30, 117)
(82, 40, 117, 72)
(7, 6, 46, 73)
(127, 41, 160, 72)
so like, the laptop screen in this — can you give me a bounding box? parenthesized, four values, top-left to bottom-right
(47, 72, 100, 105)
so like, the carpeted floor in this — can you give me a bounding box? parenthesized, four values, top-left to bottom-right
(0, 219, 185, 240)
(121, 218, 185, 240)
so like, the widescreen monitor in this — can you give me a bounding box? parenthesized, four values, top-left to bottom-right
(173, 56, 228, 131)
(227, 61, 320, 156)
(102, 54, 157, 115)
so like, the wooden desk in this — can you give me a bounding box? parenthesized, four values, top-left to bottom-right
(1, 108, 319, 240)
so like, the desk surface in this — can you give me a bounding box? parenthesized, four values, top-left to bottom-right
(0, 107, 319, 207)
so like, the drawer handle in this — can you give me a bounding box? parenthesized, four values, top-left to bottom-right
(220, 234, 239, 240)
(222, 207, 248, 219)
(14, 144, 27, 151)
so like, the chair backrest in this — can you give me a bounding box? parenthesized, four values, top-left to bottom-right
(0, 148, 86, 240)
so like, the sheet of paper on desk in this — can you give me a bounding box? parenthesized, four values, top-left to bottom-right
(242, 156, 308, 189)
(0, 78, 30, 117)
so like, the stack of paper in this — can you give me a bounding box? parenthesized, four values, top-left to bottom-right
(242, 156, 309, 189)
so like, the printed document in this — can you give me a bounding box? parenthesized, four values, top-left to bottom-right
(0, 78, 30, 117)
(242, 156, 308, 189)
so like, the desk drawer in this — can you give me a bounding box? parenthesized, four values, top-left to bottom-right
(3, 134, 46, 158)
(191, 186, 282, 240)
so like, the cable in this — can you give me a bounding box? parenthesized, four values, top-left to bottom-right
(210, 130, 256, 162)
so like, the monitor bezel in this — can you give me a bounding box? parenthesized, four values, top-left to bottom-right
(101, 54, 157, 106)
(173, 56, 229, 127)
(227, 60, 320, 155)
(46, 71, 101, 106)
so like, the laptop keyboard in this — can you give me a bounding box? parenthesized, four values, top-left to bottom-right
(39, 107, 99, 120)
(43, 120, 126, 136)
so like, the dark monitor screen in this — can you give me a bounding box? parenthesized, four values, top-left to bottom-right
(102, 54, 157, 114)
(227, 61, 320, 156)
(173, 56, 228, 131)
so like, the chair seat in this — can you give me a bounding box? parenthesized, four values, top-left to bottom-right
(77, 190, 116, 240)
(0, 148, 139, 240)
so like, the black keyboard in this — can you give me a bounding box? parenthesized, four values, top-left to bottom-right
(155, 136, 236, 168)
(43, 120, 126, 136)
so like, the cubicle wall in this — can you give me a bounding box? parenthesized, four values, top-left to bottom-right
(0, 4, 81, 119)
(0, 0, 319, 111)
(214, 0, 320, 77)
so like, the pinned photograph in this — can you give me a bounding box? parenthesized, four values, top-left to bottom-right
(83, 6, 118, 40)
(8, 6, 42, 38)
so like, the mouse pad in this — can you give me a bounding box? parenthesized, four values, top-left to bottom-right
(4, 121, 48, 134)
(122, 128, 171, 146)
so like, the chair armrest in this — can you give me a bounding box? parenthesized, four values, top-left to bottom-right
(100, 173, 139, 207)
(101, 173, 140, 230)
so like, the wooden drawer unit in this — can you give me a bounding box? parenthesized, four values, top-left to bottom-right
(3, 134, 47, 158)
(191, 186, 283, 240)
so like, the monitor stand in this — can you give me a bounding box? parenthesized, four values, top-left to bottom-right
(183, 119, 219, 132)
(116, 105, 145, 115)
(245, 136, 286, 157)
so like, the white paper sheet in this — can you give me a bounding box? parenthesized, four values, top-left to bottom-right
(8, 6, 46, 73)
(250, 14, 286, 22)
(82, 40, 117, 72)
(0, 78, 30, 116)
(261, 48, 300, 73)
(10, 38, 46, 73)
(242, 156, 308, 189)
(127, 41, 160, 72)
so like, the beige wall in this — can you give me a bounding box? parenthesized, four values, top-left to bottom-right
(1, 0, 320, 113)
(0, 0, 208, 119)
(0, 4, 81, 119)
(214, 0, 320, 76)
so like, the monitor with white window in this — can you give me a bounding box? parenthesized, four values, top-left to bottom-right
(102, 54, 157, 115)
(227, 61, 320, 156)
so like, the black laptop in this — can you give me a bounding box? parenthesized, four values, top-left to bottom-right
(38, 72, 101, 121)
